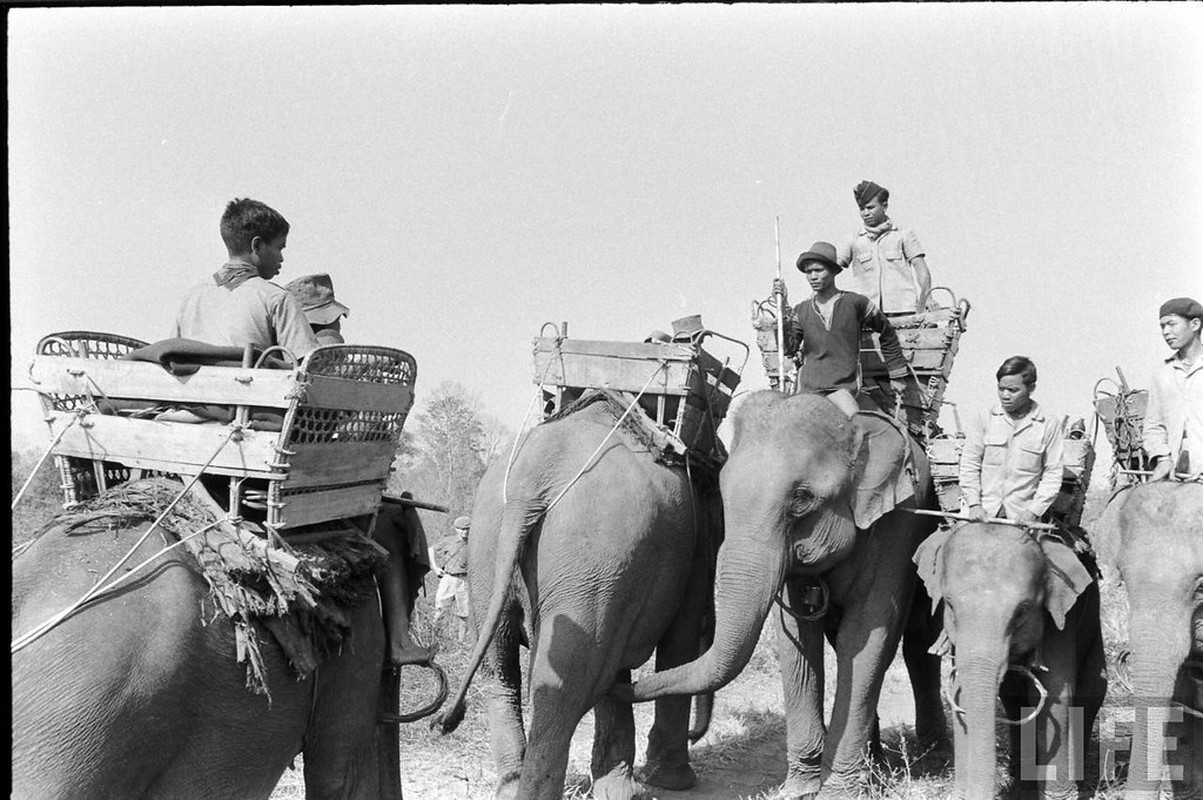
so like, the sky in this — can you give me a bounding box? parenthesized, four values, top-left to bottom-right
(9, 4, 1203, 480)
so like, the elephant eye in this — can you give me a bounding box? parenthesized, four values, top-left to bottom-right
(788, 485, 817, 517)
(1193, 578, 1203, 603)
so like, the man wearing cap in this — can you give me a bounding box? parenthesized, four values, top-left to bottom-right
(283, 273, 350, 345)
(430, 516, 473, 643)
(837, 181, 931, 316)
(1144, 297, 1203, 481)
(779, 241, 910, 418)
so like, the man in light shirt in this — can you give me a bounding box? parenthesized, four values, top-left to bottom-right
(172, 198, 318, 360)
(960, 356, 1065, 526)
(1143, 296, 1203, 481)
(837, 180, 932, 316)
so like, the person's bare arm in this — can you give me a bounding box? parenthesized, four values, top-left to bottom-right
(910, 255, 932, 309)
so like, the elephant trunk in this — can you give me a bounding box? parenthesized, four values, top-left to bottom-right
(633, 525, 786, 700)
(1123, 610, 1191, 799)
(953, 654, 1007, 800)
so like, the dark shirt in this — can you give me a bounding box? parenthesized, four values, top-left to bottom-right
(784, 291, 908, 393)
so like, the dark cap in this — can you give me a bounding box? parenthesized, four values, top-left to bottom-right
(854, 180, 886, 208)
(1158, 297, 1203, 322)
(796, 241, 842, 273)
(284, 273, 350, 326)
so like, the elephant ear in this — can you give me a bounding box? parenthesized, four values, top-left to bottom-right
(913, 527, 954, 614)
(848, 413, 916, 530)
(1038, 535, 1094, 630)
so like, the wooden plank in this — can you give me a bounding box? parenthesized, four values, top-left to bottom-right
(280, 441, 398, 489)
(300, 375, 414, 414)
(273, 483, 384, 529)
(535, 337, 697, 362)
(30, 356, 297, 408)
(44, 412, 284, 479)
(533, 346, 695, 395)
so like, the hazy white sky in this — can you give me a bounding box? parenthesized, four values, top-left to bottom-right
(9, 4, 1203, 470)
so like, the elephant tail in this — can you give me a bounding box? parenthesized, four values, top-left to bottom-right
(433, 495, 545, 735)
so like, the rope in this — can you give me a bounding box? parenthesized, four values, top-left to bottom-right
(11, 428, 240, 654)
(502, 339, 561, 504)
(543, 363, 668, 515)
(11, 415, 79, 511)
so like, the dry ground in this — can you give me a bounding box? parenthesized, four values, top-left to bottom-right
(272, 579, 1135, 800)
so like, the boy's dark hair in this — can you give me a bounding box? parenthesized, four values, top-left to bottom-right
(220, 198, 289, 255)
(996, 355, 1037, 387)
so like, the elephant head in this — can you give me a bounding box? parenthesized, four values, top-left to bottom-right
(1103, 482, 1203, 799)
(633, 390, 911, 700)
(914, 522, 1093, 799)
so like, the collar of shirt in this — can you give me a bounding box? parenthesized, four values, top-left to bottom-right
(989, 401, 1045, 432)
(1165, 351, 1203, 379)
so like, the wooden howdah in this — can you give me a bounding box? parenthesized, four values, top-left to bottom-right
(532, 331, 743, 463)
(31, 332, 416, 532)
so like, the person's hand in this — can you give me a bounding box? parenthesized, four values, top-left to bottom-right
(890, 378, 907, 396)
(966, 505, 986, 522)
(773, 278, 788, 300)
(1015, 509, 1039, 527)
(1150, 458, 1173, 482)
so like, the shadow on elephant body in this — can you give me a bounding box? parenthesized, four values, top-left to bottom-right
(12, 516, 394, 800)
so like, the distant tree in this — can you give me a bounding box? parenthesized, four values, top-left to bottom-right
(11, 449, 63, 549)
(388, 381, 499, 538)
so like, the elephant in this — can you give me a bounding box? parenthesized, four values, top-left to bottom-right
(1102, 481, 1203, 800)
(626, 389, 945, 799)
(12, 493, 405, 800)
(435, 392, 722, 800)
(914, 521, 1107, 799)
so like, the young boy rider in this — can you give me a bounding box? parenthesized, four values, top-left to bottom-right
(1143, 296, 1203, 481)
(777, 241, 909, 418)
(173, 198, 318, 360)
(837, 180, 931, 315)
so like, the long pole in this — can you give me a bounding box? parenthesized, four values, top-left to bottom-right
(775, 216, 785, 392)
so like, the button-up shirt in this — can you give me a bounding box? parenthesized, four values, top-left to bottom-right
(172, 261, 318, 360)
(837, 221, 925, 314)
(959, 401, 1065, 520)
(1142, 352, 1203, 467)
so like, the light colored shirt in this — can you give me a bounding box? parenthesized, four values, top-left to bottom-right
(1142, 353, 1203, 467)
(172, 265, 318, 360)
(959, 401, 1065, 520)
(837, 221, 925, 314)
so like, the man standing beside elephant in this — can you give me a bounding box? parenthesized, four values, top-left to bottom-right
(960, 355, 1065, 526)
(430, 516, 472, 644)
(1143, 296, 1203, 481)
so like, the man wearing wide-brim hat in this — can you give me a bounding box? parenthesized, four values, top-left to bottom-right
(836, 180, 931, 316)
(284, 273, 350, 345)
(780, 241, 911, 419)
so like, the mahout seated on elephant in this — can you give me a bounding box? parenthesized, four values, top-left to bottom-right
(12, 478, 420, 800)
(1097, 481, 1203, 800)
(434, 390, 723, 800)
(624, 390, 946, 800)
(914, 521, 1107, 800)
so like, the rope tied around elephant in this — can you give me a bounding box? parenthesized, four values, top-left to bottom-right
(12, 475, 388, 697)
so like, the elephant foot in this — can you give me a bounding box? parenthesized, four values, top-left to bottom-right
(773, 773, 821, 800)
(638, 759, 697, 791)
(592, 765, 649, 800)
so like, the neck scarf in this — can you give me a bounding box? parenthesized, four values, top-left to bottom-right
(862, 218, 895, 241)
(213, 261, 259, 291)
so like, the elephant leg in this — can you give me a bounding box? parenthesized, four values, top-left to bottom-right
(903, 586, 950, 755)
(775, 577, 827, 800)
(484, 598, 527, 798)
(592, 671, 645, 800)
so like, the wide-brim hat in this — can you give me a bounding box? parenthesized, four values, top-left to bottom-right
(796, 241, 842, 273)
(284, 273, 351, 326)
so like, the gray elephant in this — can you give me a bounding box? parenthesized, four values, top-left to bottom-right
(914, 522, 1106, 799)
(1103, 481, 1203, 799)
(628, 390, 943, 799)
(12, 502, 402, 799)
(435, 394, 721, 800)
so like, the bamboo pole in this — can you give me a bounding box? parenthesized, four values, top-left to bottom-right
(775, 216, 786, 393)
(901, 507, 1058, 531)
